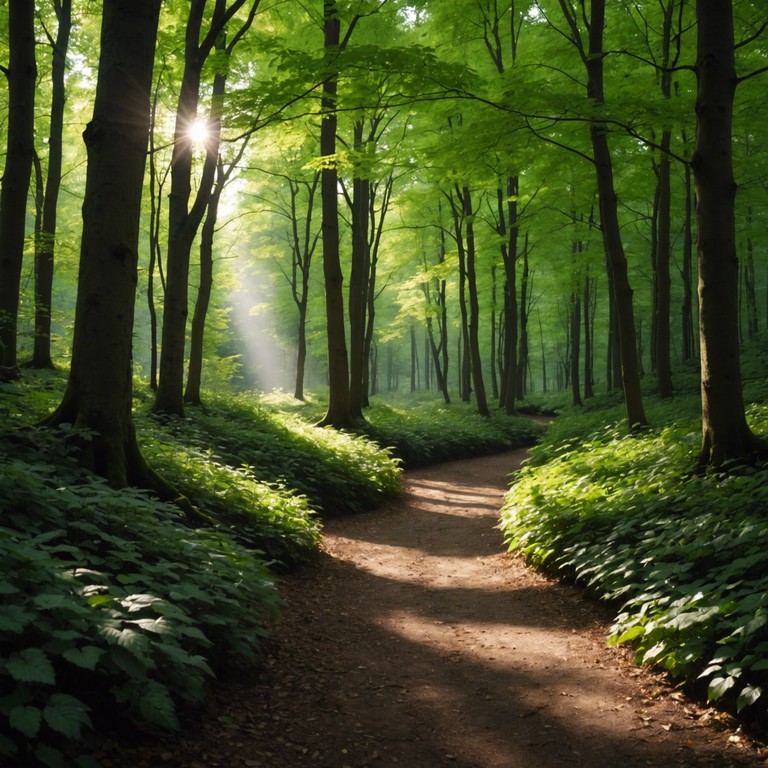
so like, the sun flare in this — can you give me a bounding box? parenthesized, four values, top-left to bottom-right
(187, 117, 210, 146)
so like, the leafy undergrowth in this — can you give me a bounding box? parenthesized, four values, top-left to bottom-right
(2, 375, 544, 764)
(146, 391, 403, 520)
(500, 394, 768, 722)
(0, 425, 280, 768)
(362, 400, 544, 467)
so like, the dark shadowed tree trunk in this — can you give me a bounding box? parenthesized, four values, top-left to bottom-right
(43, 0, 167, 490)
(0, 0, 36, 380)
(317, 0, 355, 428)
(694, 0, 765, 468)
(565, 0, 647, 428)
(153, 0, 254, 418)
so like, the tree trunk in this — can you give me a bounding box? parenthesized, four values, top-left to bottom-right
(583, 270, 595, 399)
(184, 161, 223, 406)
(0, 0, 36, 380)
(516, 232, 530, 399)
(318, 0, 354, 428)
(570, 290, 582, 406)
(32, 0, 72, 369)
(498, 178, 519, 414)
(584, 0, 647, 429)
(462, 186, 490, 416)
(43, 0, 169, 491)
(348, 120, 370, 419)
(681, 128, 696, 363)
(694, 0, 764, 468)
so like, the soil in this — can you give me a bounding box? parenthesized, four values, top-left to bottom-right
(92, 446, 768, 768)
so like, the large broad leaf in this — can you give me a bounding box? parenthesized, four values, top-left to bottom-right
(9, 705, 42, 738)
(63, 645, 106, 671)
(138, 681, 179, 730)
(737, 684, 763, 712)
(43, 693, 92, 740)
(6, 648, 55, 684)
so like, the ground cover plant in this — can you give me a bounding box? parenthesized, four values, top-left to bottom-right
(1, 373, 545, 764)
(362, 399, 545, 467)
(500, 387, 768, 721)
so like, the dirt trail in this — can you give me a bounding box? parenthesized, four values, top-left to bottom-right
(96, 448, 766, 768)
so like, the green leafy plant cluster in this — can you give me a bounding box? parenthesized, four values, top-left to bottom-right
(146, 391, 403, 517)
(0, 427, 280, 767)
(500, 399, 768, 717)
(363, 401, 544, 468)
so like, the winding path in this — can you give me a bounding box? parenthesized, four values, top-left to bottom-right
(97, 448, 764, 767)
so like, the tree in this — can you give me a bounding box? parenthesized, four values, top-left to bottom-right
(555, 0, 648, 429)
(153, 0, 258, 418)
(31, 0, 73, 369)
(0, 0, 37, 380)
(43, 0, 166, 488)
(694, 0, 767, 467)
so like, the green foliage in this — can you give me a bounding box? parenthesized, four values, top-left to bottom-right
(364, 400, 545, 468)
(142, 390, 403, 519)
(500, 396, 768, 717)
(0, 423, 280, 763)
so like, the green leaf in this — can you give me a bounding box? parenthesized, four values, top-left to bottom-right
(35, 743, 69, 768)
(43, 693, 93, 740)
(63, 645, 106, 671)
(9, 705, 42, 738)
(6, 648, 55, 684)
(707, 675, 736, 703)
(736, 684, 762, 712)
(138, 681, 179, 730)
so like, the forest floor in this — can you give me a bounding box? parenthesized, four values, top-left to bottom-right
(93, 446, 768, 768)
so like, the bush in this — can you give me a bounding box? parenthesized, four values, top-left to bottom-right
(500, 401, 768, 718)
(0, 428, 280, 767)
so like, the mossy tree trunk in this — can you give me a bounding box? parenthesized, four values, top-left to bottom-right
(44, 0, 167, 491)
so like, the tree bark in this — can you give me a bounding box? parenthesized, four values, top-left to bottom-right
(43, 0, 168, 491)
(462, 185, 489, 416)
(0, 0, 37, 380)
(32, 0, 72, 369)
(317, 0, 354, 428)
(694, 0, 764, 468)
(583, 0, 647, 429)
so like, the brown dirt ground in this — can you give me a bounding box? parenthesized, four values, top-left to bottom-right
(92, 447, 768, 768)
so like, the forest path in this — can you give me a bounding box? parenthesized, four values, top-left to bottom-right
(97, 448, 765, 768)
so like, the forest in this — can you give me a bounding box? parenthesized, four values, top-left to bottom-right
(1, 0, 768, 765)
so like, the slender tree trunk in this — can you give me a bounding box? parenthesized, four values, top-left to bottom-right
(43, 0, 171, 493)
(583, 0, 647, 428)
(498, 178, 519, 414)
(516, 232, 530, 399)
(32, 0, 72, 369)
(583, 270, 595, 399)
(184, 161, 223, 406)
(570, 290, 582, 406)
(462, 186, 489, 416)
(348, 120, 370, 419)
(694, 0, 764, 467)
(318, 0, 354, 428)
(0, 0, 36, 380)
(681, 128, 696, 363)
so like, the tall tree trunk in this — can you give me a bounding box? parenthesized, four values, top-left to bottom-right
(32, 0, 72, 369)
(0, 0, 36, 380)
(43, 0, 169, 491)
(583, 270, 595, 399)
(184, 160, 223, 406)
(348, 120, 370, 419)
(681, 127, 696, 363)
(570, 290, 582, 406)
(582, 0, 647, 428)
(694, 0, 764, 467)
(318, 0, 354, 428)
(515, 232, 530, 399)
(490, 264, 499, 400)
(153, 0, 252, 417)
(498, 178, 519, 414)
(462, 186, 489, 416)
